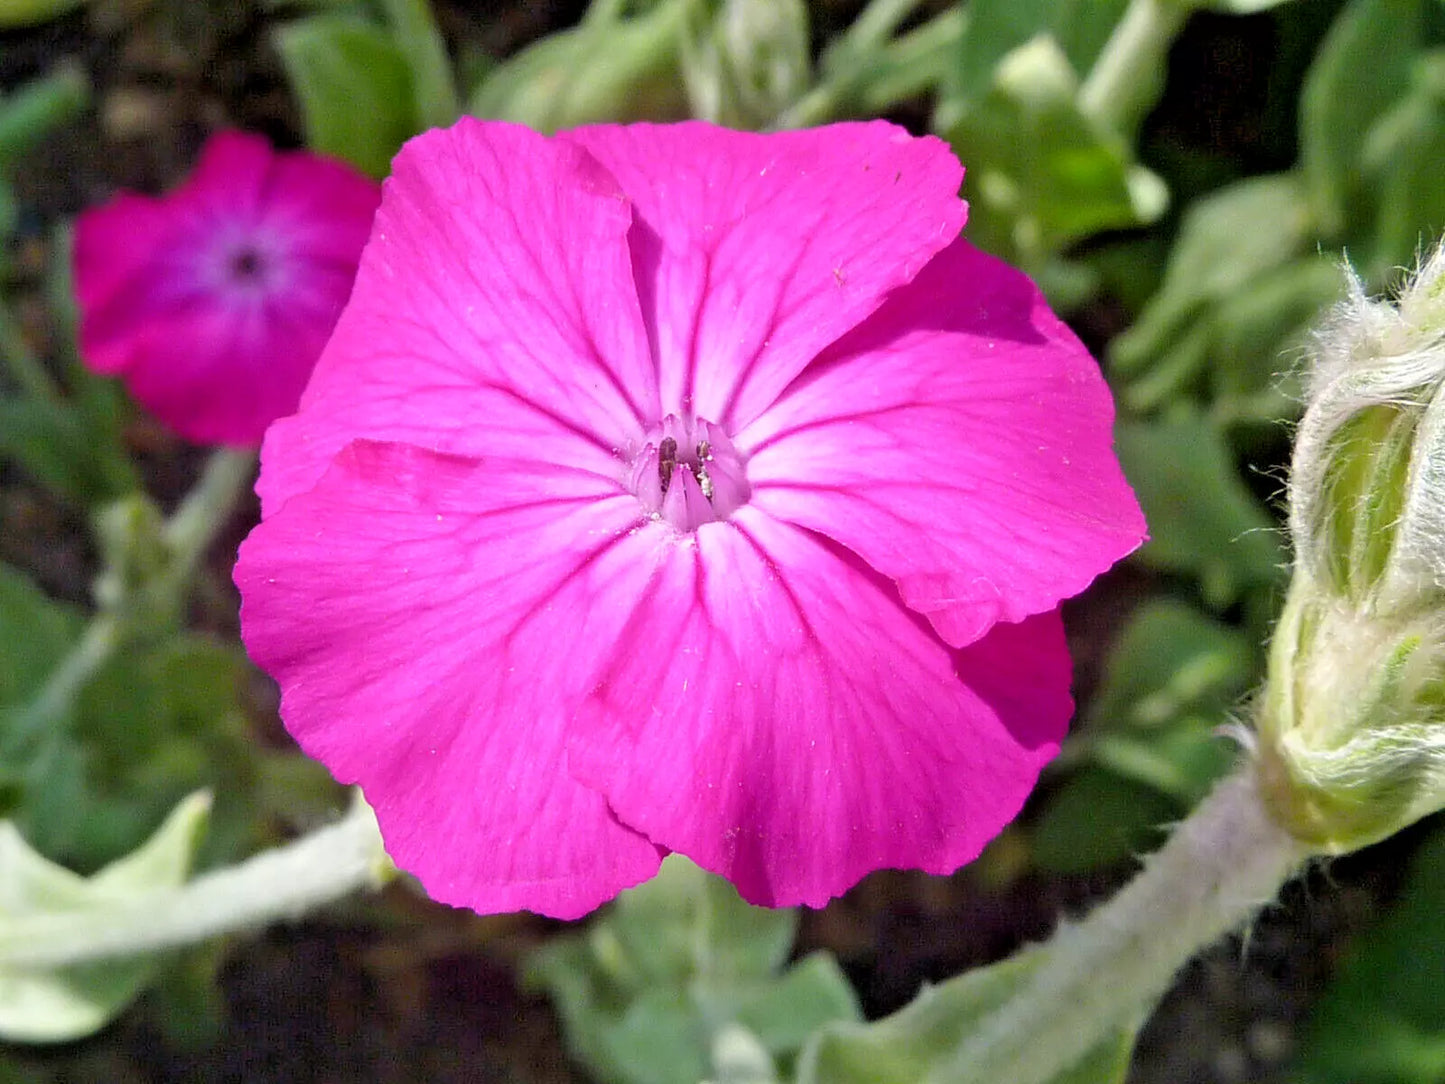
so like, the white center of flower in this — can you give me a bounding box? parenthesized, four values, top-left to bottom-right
(628, 414, 751, 531)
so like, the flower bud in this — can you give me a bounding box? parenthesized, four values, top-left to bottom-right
(1258, 247, 1445, 852)
(1289, 246, 1445, 610)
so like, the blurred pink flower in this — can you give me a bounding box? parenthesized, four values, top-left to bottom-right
(235, 119, 1146, 918)
(73, 130, 380, 445)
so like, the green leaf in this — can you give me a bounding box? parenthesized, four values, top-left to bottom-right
(1291, 821, 1445, 1083)
(1085, 599, 1256, 734)
(377, 0, 459, 129)
(0, 0, 84, 28)
(1114, 413, 1286, 608)
(468, 1, 692, 132)
(1033, 600, 1252, 871)
(1033, 770, 1178, 873)
(1110, 173, 1314, 403)
(1361, 51, 1445, 273)
(0, 394, 135, 506)
(7, 631, 255, 873)
(0, 792, 210, 1044)
(1207, 257, 1343, 414)
(956, 0, 1130, 103)
(944, 35, 1165, 276)
(796, 945, 1138, 1084)
(528, 856, 858, 1084)
(0, 66, 88, 171)
(1200, 0, 1305, 10)
(1299, 0, 1427, 237)
(0, 563, 80, 709)
(275, 14, 417, 177)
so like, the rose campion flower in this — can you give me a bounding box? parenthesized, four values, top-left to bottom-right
(73, 130, 380, 445)
(235, 119, 1146, 918)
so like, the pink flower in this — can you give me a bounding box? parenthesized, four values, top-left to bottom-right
(73, 130, 381, 446)
(235, 119, 1145, 918)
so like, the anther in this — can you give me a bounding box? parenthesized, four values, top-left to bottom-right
(659, 436, 678, 494)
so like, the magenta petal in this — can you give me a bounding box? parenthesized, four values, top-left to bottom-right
(258, 119, 655, 514)
(561, 122, 965, 432)
(741, 238, 1147, 647)
(236, 440, 663, 918)
(74, 130, 379, 446)
(565, 508, 1072, 908)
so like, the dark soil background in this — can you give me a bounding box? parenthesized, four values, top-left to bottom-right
(0, 1, 1434, 1082)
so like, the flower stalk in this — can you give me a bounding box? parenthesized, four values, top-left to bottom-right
(935, 765, 1308, 1084)
(0, 795, 389, 968)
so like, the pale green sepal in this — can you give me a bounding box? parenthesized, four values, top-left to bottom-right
(0, 791, 211, 1043)
(1257, 581, 1445, 854)
(795, 945, 1140, 1084)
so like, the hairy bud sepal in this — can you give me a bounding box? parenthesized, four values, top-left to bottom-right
(1261, 247, 1445, 852)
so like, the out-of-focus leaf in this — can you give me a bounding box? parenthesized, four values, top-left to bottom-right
(377, 0, 459, 129)
(796, 944, 1138, 1084)
(0, 395, 135, 507)
(0, 792, 210, 1044)
(0, 66, 88, 170)
(469, 0, 691, 132)
(956, 0, 1129, 103)
(275, 14, 416, 178)
(1033, 770, 1177, 873)
(1034, 600, 1252, 872)
(1084, 599, 1256, 734)
(1109, 174, 1314, 412)
(1200, 0, 1305, 10)
(528, 856, 859, 1084)
(1361, 50, 1445, 274)
(9, 633, 254, 873)
(1114, 413, 1285, 607)
(1299, 0, 1427, 237)
(944, 35, 1165, 278)
(1292, 821, 1445, 1083)
(683, 0, 811, 128)
(0, 0, 83, 31)
(1208, 257, 1343, 415)
(0, 563, 80, 711)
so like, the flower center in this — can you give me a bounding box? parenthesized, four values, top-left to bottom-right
(229, 246, 265, 280)
(627, 415, 751, 531)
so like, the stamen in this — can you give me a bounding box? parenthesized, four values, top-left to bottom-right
(659, 436, 678, 494)
(628, 415, 751, 531)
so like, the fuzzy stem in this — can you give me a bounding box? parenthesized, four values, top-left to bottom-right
(934, 765, 1309, 1084)
(1077, 0, 1189, 137)
(0, 798, 388, 967)
(8, 613, 120, 740)
(162, 447, 257, 583)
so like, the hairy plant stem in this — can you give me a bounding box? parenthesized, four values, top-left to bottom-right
(1078, 0, 1190, 137)
(0, 796, 388, 967)
(934, 764, 1309, 1084)
(12, 449, 256, 740)
(162, 447, 258, 587)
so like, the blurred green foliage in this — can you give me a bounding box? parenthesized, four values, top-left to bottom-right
(528, 856, 860, 1084)
(1, 0, 1444, 1079)
(1291, 822, 1445, 1084)
(0, 791, 210, 1043)
(798, 943, 1137, 1084)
